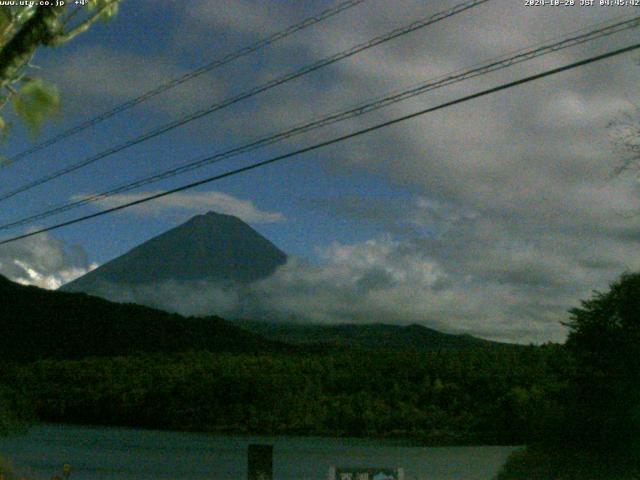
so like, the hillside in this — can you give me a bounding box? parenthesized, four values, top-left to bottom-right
(234, 319, 508, 351)
(0, 275, 287, 362)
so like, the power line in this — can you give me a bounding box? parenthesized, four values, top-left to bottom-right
(0, 0, 490, 203)
(1, 41, 637, 246)
(2, 14, 638, 231)
(2, 0, 369, 166)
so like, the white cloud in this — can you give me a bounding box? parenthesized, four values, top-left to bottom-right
(0, 234, 98, 290)
(247, 236, 571, 343)
(70, 232, 574, 343)
(77, 279, 243, 318)
(75, 190, 285, 224)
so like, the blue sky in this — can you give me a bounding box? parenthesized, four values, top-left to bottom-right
(1, 0, 640, 342)
(1, 0, 424, 261)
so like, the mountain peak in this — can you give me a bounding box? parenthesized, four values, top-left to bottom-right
(196, 210, 232, 219)
(186, 210, 243, 225)
(61, 211, 287, 294)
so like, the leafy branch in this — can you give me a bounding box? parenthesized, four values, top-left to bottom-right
(0, 1, 120, 139)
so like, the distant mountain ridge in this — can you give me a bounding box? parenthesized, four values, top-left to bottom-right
(61, 211, 287, 292)
(0, 274, 288, 362)
(50, 211, 513, 351)
(234, 319, 510, 351)
(0, 273, 514, 363)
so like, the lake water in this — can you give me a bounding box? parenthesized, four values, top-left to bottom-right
(0, 424, 517, 479)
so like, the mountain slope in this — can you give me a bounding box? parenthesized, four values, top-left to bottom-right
(234, 320, 510, 351)
(0, 275, 287, 362)
(61, 211, 287, 293)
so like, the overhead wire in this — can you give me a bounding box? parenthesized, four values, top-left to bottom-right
(2, 0, 370, 165)
(1, 41, 638, 246)
(0, 0, 490, 203)
(2, 13, 638, 231)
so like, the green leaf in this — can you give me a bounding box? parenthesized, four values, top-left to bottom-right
(88, 0, 119, 20)
(0, 7, 12, 27)
(0, 115, 10, 144)
(11, 78, 60, 136)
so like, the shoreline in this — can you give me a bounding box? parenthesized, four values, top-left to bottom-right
(10, 421, 523, 449)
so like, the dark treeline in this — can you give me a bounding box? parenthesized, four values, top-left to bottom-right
(0, 274, 291, 362)
(497, 272, 640, 479)
(3, 345, 568, 445)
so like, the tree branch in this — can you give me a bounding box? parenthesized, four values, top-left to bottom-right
(52, 1, 119, 46)
(0, 8, 36, 52)
(0, 6, 65, 89)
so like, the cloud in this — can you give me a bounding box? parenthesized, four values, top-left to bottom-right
(246, 236, 572, 343)
(242, 188, 640, 342)
(183, 0, 290, 36)
(41, 45, 230, 124)
(75, 279, 243, 318)
(75, 231, 580, 343)
(0, 234, 97, 290)
(75, 190, 286, 223)
(21, 1, 640, 342)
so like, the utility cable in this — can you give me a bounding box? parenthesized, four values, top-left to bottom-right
(1, 41, 637, 246)
(2, 14, 638, 231)
(0, 0, 490, 202)
(2, 0, 370, 165)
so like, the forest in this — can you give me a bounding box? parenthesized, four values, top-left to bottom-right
(2, 345, 565, 445)
(0, 272, 638, 479)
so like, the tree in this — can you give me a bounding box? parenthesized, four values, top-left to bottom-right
(0, 1, 120, 138)
(0, 1, 120, 439)
(0, 385, 27, 435)
(496, 275, 640, 479)
(563, 272, 640, 452)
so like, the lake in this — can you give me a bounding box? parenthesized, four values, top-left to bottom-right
(0, 424, 517, 479)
